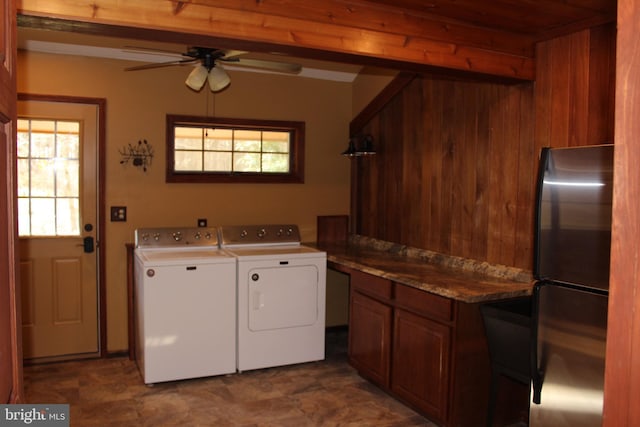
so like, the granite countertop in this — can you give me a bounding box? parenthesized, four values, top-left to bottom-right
(316, 235, 534, 304)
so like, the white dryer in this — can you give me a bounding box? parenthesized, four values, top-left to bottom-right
(220, 224, 326, 372)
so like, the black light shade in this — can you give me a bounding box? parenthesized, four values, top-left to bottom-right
(358, 135, 376, 156)
(341, 135, 376, 157)
(341, 139, 358, 156)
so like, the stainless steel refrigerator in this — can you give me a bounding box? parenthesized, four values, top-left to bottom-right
(530, 144, 613, 426)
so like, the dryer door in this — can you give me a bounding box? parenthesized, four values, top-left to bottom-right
(247, 265, 319, 331)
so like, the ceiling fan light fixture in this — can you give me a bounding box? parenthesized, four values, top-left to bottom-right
(185, 65, 208, 91)
(208, 65, 231, 92)
(126, 46, 301, 92)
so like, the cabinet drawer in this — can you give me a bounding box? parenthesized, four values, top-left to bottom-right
(395, 284, 453, 322)
(350, 270, 392, 301)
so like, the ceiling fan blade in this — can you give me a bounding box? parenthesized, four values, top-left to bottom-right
(125, 58, 197, 71)
(227, 58, 302, 74)
(123, 45, 184, 57)
(222, 50, 248, 59)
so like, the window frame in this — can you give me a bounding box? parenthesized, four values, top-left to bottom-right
(166, 114, 305, 183)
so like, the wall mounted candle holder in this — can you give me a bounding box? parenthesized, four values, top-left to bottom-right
(119, 139, 154, 172)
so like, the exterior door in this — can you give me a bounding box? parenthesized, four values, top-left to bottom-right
(1, 0, 22, 403)
(17, 99, 99, 360)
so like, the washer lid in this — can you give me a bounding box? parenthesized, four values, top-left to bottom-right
(225, 244, 326, 260)
(135, 247, 235, 265)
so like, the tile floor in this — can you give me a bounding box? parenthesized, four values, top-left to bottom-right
(24, 330, 436, 426)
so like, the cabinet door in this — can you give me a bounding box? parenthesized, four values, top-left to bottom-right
(392, 308, 451, 423)
(348, 291, 392, 387)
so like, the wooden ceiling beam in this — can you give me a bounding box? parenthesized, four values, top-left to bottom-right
(16, 0, 535, 80)
(184, 0, 536, 57)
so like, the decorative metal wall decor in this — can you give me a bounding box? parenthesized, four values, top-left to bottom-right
(119, 139, 154, 171)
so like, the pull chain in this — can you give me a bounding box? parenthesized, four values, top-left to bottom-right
(204, 90, 216, 137)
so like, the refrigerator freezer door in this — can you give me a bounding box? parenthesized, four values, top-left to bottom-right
(530, 282, 608, 427)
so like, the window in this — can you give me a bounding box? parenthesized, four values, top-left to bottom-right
(17, 118, 81, 236)
(166, 115, 305, 183)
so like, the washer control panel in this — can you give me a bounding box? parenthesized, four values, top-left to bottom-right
(135, 227, 219, 247)
(219, 224, 301, 247)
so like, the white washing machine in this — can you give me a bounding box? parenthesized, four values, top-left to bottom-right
(134, 227, 236, 384)
(220, 224, 326, 372)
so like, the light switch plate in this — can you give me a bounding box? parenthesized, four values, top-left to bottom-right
(110, 206, 127, 222)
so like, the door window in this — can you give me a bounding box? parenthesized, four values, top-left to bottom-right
(17, 118, 81, 236)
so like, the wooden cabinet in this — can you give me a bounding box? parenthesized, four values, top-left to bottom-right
(348, 269, 491, 427)
(348, 270, 393, 386)
(392, 307, 451, 423)
(349, 291, 392, 386)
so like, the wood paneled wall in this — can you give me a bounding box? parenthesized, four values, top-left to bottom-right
(534, 24, 616, 149)
(352, 23, 616, 271)
(354, 78, 536, 269)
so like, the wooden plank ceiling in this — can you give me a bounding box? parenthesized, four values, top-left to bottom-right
(366, 0, 615, 38)
(17, 0, 616, 81)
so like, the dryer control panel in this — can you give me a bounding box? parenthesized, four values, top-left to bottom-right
(219, 224, 301, 247)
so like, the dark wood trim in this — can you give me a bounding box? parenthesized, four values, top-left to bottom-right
(126, 243, 135, 361)
(1, 0, 21, 403)
(350, 72, 418, 136)
(603, 0, 640, 424)
(16, 93, 108, 358)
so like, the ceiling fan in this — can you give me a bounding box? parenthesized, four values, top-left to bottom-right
(124, 46, 302, 92)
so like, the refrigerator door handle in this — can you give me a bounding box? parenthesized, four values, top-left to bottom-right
(531, 282, 543, 404)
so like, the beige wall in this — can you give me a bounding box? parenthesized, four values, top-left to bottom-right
(17, 50, 354, 351)
(351, 67, 397, 117)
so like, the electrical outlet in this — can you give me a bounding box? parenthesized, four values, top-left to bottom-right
(197, 218, 207, 227)
(110, 206, 127, 222)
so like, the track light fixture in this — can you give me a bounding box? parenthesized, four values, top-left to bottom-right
(341, 135, 376, 157)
